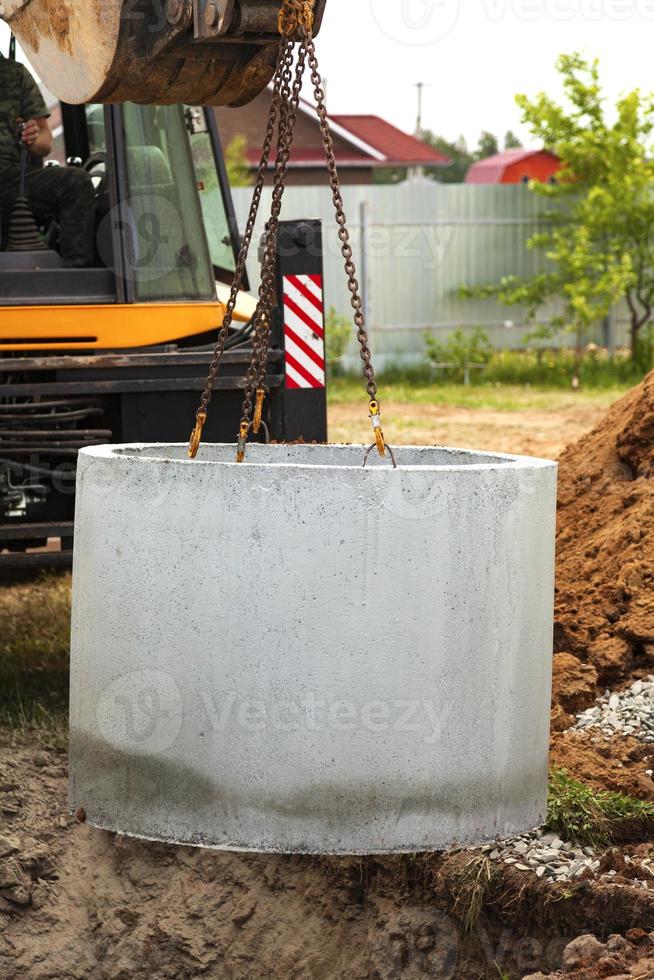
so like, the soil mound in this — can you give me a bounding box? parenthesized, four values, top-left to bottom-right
(553, 370, 654, 699)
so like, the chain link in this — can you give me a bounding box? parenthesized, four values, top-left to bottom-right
(239, 40, 308, 437)
(238, 41, 299, 433)
(190, 0, 387, 461)
(188, 37, 291, 457)
(278, 0, 314, 35)
(304, 32, 378, 401)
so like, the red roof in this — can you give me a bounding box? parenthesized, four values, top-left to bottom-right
(244, 98, 449, 169)
(329, 114, 449, 167)
(245, 147, 373, 167)
(466, 149, 559, 184)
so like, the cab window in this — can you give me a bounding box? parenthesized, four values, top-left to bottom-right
(121, 103, 215, 302)
(186, 106, 237, 277)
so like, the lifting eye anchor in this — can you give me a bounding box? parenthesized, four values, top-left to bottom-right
(253, 387, 266, 434)
(368, 399, 386, 458)
(236, 417, 270, 463)
(188, 410, 207, 459)
(236, 419, 250, 463)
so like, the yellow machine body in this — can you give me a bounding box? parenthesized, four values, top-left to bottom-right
(0, 300, 252, 351)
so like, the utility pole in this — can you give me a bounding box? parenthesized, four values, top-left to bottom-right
(414, 82, 429, 138)
(412, 82, 429, 181)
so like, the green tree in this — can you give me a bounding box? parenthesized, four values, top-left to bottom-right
(476, 130, 499, 159)
(373, 166, 407, 184)
(422, 130, 508, 182)
(504, 129, 522, 149)
(225, 135, 253, 187)
(421, 132, 473, 183)
(464, 54, 654, 358)
(325, 306, 352, 376)
(424, 327, 493, 383)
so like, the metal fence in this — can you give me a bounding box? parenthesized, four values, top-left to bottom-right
(231, 182, 627, 368)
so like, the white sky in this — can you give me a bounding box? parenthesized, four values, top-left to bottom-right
(4, 1, 654, 148)
(314, 0, 654, 148)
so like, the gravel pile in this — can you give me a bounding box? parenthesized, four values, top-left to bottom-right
(478, 830, 600, 882)
(477, 834, 654, 889)
(573, 676, 654, 742)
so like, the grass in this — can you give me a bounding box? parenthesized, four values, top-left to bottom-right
(0, 571, 71, 739)
(448, 855, 500, 933)
(328, 376, 630, 412)
(494, 969, 511, 980)
(545, 767, 654, 847)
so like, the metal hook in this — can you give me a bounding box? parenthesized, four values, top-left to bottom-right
(362, 443, 398, 468)
(236, 419, 271, 462)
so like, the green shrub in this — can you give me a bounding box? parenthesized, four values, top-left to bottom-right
(546, 767, 654, 846)
(483, 346, 648, 388)
(422, 328, 653, 390)
(424, 327, 493, 383)
(325, 306, 353, 377)
(634, 325, 654, 376)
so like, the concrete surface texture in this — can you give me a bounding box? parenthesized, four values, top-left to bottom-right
(69, 443, 557, 854)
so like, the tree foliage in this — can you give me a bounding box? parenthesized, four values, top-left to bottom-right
(225, 135, 253, 187)
(374, 129, 522, 185)
(421, 130, 515, 184)
(476, 130, 499, 159)
(421, 132, 472, 183)
(465, 54, 654, 357)
(424, 327, 493, 382)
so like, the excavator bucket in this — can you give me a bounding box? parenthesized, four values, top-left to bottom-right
(2, 0, 326, 106)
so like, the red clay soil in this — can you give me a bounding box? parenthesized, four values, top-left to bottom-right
(547, 370, 654, 802)
(553, 369, 654, 693)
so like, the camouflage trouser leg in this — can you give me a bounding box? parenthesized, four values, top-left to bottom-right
(25, 166, 97, 267)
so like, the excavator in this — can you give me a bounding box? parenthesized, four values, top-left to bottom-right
(0, 0, 329, 569)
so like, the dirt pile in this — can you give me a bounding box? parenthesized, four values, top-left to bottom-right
(547, 371, 654, 801)
(553, 369, 654, 699)
(524, 926, 654, 978)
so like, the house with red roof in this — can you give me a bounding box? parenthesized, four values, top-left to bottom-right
(214, 92, 449, 185)
(465, 148, 560, 185)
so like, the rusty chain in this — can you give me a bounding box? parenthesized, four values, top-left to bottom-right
(188, 36, 292, 457)
(303, 31, 388, 458)
(278, 0, 314, 35)
(235, 39, 307, 459)
(236, 37, 309, 459)
(190, 0, 388, 462)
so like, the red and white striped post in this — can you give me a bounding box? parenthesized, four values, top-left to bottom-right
(271, 219, 328, 443)
(282, 273, 325, 390)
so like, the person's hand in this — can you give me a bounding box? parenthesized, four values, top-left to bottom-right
(18, 118, 40, 148)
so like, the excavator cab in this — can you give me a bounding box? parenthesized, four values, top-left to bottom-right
(0, 89, 328, 568)
(0, 2, 331, 567)
(0, 100, 245, 338)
